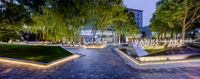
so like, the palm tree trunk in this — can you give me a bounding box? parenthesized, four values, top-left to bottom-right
(92, 28, 97, 44)
(171, 28, 174, 38)
(72, 32, 75, 47)
(175, 32, 178, 39)
(160, 33, 163, 39)
(158, 33, 160, 39)
(118, 34, 121, 44)
(182, 28, 186, 41)
(101, 31, 103, 43)
(192, 30, 196, 40)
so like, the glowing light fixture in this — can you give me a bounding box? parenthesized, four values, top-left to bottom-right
(0, 55, 80, 68)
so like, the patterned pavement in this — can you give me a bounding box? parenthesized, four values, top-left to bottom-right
(0, 46, 200, 79)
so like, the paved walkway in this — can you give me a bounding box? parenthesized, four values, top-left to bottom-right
(0, 46, 200, 79)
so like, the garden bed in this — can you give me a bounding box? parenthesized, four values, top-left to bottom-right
(144, 49, 167, 55)
(0, 44, 74, 63)
(115, 44, 200, 65)
(115, 47, 200, 65)
(84, 44, 107, 48)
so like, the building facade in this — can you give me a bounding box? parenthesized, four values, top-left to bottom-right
(128, 9, 153, 38)
(128, 9, 143, 28)
(81, 26, 116, 44)
(81, 9, 144, 44)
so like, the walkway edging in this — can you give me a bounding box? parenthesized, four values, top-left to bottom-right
(0, 47, 81, 69)
(114, 48, 200, 69)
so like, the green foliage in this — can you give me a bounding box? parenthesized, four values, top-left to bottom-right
(0, 1, 32, 41)
(0, 0, 139, 42)
(151, 0, 200, 39)
(112, 8, 139, 36)
(31, 8, 70, 41)
(29, 0, 139, 41)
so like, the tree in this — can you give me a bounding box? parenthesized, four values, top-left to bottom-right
(112, 8, 139, 43)
(0, 1, 32, 42)
(29, 0, 89, 42)
(152, 0, 200, 40)
(83, 0, 136, 43)
(151, 14, 182, 39)
(0, 0, 139, 43)
(187, 18, 200, 39)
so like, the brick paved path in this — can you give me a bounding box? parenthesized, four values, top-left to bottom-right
(0, 46, 200, 79)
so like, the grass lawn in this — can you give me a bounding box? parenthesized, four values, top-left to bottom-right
(195, 39, 200, 42)
(145, 49, 167, 55)
(0, 44, 73, 63)
(193, 43, 200, 47)
(119, 49, 138, 57)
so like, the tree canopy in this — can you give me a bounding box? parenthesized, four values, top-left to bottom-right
(151, 0, 200, 40)
(0, 1, 32, 41)
(0, 0, 139, 42)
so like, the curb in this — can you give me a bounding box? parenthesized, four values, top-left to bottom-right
(0, 47, 81, 69)
(114, 48, 200, 66)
